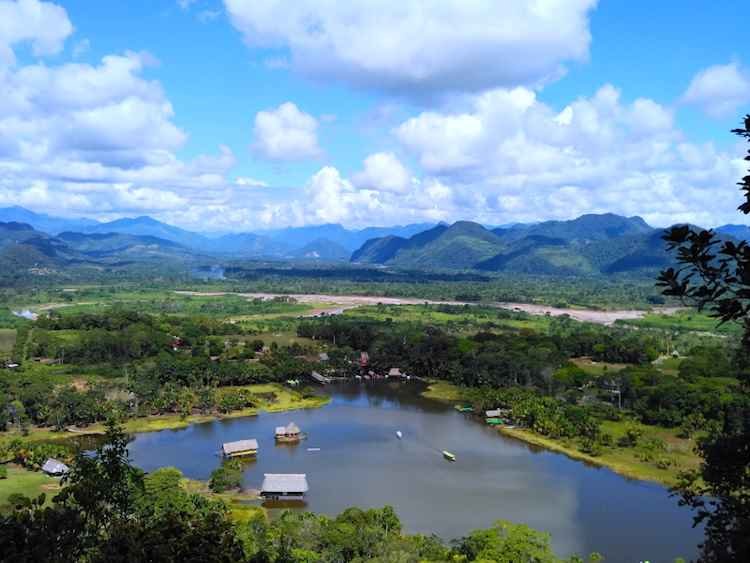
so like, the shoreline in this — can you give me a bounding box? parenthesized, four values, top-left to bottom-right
(3, 384, 330, 444)
(422, 382, 694, 488)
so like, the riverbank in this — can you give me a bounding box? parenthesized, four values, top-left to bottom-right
(2, 384, 329, 443)
(0, 384, 329, 504)
(421, 382, 699, 487)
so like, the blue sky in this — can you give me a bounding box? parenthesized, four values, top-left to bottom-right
(1, 0, 749, 231)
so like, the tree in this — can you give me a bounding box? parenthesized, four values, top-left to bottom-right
(0, 419, 245, 562)
(209, 460, 243, 493)
(658, 115, 750, 562)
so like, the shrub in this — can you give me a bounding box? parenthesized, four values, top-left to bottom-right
(0, 465, 7, 479)
(209, 460, 243, 493)
(617, 425, 643, 448)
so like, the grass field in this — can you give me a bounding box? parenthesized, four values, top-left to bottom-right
(620, 310, 741, 335)
(422, 381, 466, 401)
(0, 465, 59, 507)
(0, 328, 16, 353)
(344, 304, 552, 333)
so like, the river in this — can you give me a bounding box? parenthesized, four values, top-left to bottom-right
(127, 382, 702, 562)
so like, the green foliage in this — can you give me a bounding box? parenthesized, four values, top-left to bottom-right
(0, 466, 7, 479)
(657, 115, 750, 563)
(455, 519, 559, 562)
(209, 460, 243, 493)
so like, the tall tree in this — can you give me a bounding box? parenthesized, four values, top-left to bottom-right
(658, 115, 750, 562)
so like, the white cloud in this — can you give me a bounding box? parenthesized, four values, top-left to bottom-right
(682, 62, 750, 118)
(0, 41, 239, 223)
(352, 152, 410, 193)
(223, 0, 597, 96)
(252, 102, 321, 161)
(392, 84, 743, 227)
(0, 0, 73, 65)
(235, 176, 268, 188)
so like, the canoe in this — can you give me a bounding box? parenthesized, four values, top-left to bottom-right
(442, 450, 456, 461)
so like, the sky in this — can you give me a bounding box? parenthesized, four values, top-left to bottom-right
(0, 0, 749, 232)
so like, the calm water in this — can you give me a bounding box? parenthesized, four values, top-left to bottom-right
(128, 382, 702, 562)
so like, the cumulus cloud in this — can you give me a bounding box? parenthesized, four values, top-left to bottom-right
(393, 84, 743, 227)
(0, 39, 238, 224)
(0, 0, 73, 65)
(252, 102, 321, 160)
(682, 62, 750, 119)
(352, 152, 411, 193)
(223, 0, 597, 96)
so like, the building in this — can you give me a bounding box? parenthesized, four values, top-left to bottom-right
(275, 422, 302, 443)
(388, 368, 404, 378)
(222, 439, 258, 458)
(318, 352, 329, 362)
(42, 458, 69, 476)
(260, 473, 309, 499)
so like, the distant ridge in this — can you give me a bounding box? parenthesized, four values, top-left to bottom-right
(351, 214, 680, 276)
(3, 206, 745, 276)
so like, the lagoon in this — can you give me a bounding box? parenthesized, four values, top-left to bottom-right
(127, 382, 702, 562)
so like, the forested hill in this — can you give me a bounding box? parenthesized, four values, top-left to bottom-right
(351, 214, 683, 276)
(0, 221, 196, 274)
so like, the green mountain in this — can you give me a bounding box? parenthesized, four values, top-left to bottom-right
(497, 213, 654, 242)
(351, 214, 678, 276)
(0, 222, 197, 279)
(353, 221, 505, 270)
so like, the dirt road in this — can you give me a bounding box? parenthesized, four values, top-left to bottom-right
(174, 290, 674, 325)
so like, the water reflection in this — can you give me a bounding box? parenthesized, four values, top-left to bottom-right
(126, 382, 701, 561)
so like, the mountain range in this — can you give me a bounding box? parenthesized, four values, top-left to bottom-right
(0, 207, 433, 260)
(352, 213, 700, 276)
(2, 206, 749, 278)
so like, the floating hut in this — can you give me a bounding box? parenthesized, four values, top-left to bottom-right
(260, 473, 309, 500)
(275, 422, 302, 443)
(42, 458, 69, 476)
(222, 439, 258, 458)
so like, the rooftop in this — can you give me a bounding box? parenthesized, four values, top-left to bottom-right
(261, 473, 309, 493)
(42, 458, 69, 475)
(222, 439, 258, 455)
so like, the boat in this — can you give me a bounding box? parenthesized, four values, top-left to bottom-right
(442, 450, 456, 461)
(307, 447, 321, 452)
(396, 431, 403, 439)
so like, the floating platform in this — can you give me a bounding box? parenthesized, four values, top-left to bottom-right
(222, 439, 258, 458)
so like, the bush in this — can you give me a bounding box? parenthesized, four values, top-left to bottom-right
(209, 460, 243, 493)
(0, 465, 7, 479)
(617, 425, 643, 448)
